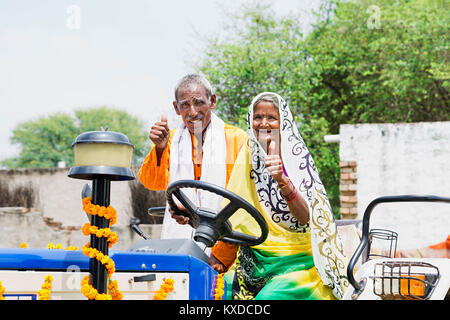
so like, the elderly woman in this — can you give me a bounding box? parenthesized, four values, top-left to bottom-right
(218, 92, 348, 300)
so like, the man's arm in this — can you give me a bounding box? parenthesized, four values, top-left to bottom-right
(138, 129, 175, 191)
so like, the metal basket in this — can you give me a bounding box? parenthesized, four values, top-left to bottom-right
(367, 228, 398, 260)
(371, 261, 440, 300)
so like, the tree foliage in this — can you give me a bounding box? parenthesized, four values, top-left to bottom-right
(303, 0, 449, 133)
(2, 113, 78, 169)
(195, 0, 449, 214)
(2, 107, 149, 169)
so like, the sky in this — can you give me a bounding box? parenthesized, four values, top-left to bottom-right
(0, 0, 322, 163)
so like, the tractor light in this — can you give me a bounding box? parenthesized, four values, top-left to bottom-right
(69, 130, 134, 181)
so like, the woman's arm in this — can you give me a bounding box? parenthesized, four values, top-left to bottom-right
(277, 176, 309, 225)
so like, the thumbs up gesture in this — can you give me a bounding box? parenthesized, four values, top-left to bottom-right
(264, 136, 285, 183)
(149, 114, 170, 152)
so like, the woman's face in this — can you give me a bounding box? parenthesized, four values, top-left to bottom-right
(252, 100, 280, 153)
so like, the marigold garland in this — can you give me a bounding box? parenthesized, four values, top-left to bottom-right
(65, 245, 79, 251)
(0, 244, 79, 300)
(81, 224, 118, 247)
(81, 244, 116, 277)
(47, 242, 63, 249)
(82, 196, 118, 225)
(80, 196, 122, 300)
(80, 276, 123, 300)
(46, 242, 79, 250)
(213, 273, 225, 300)
(1, 198, 122, 300)
(0, 281, 5, 300)
(38, 275, 53, 300)
(153, 278, 175, 300)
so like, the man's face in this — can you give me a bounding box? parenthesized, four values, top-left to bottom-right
(173, 83, 216, 134)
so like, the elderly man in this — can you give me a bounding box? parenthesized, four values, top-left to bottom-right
(138, 74, 246, 272)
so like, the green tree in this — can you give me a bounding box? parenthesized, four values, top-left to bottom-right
(195, 3, 307, 129)
(302, 0, 449, 133)
(2, 113, 78, 169)
(196, 3, 342, 212)
(2, 107, 149, 169)
(195, 0, 449, 216)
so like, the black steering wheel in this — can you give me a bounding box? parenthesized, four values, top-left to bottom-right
(166, 179, 268, 247)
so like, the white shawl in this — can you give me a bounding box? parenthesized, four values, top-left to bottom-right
(160, 112, 227, 240)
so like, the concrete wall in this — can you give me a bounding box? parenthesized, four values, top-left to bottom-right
(339, 121, 450, 249)
(0, 168, 161, 250)
(0, 167, 132, 226)
(0, 206, 161, 250)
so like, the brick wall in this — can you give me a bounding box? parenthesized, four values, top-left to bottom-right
(339, 161, 357, 219)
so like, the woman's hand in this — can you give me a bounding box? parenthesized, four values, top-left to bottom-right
(264, 138, 289, 185)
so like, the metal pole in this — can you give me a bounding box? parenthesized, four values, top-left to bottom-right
(90, 176, 111, 294)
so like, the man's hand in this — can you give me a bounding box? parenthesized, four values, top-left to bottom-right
(209, 253, 227, 273)
(149, 115, 170, 153)
(168, 203, 191, 225)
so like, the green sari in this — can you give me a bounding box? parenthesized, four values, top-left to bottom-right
(224, 247, 336, 300)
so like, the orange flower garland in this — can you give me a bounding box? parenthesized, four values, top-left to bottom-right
(0, 245, 78, 300)
(81, 245, 116, 277)
(81, 276, 123, 300)
(81, 224, 118, 247)
(19, 242, 78, 250)
(47, 242, 63, 249)
(46, 243, 79, 250)
(38, 275, 53, 300)
(0, 280, 5, 300)
(153, 278, 175, 300)
(80, 196, 123, 300)
(213, 273, 225, 300)
(82, 197, 118, 225)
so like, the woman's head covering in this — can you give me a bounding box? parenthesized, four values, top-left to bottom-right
(245, 92, 348, 298)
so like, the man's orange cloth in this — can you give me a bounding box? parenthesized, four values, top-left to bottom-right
(391, 235, 450, 259)
(138, 123, 247, 268)
(426, 235, 450, 258)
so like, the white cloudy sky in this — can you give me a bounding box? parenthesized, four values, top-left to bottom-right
(0, 0, 321, 162)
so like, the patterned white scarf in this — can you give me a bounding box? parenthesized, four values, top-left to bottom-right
(246, 92, 348, 299)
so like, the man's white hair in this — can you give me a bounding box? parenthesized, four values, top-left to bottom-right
(174, 74, 213, 101)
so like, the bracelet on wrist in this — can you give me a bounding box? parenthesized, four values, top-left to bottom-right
(279, 178, 292, 190)
(283, 187, 298, 202)
(278, 179, 287, 187)
(286, 190, 299, 203)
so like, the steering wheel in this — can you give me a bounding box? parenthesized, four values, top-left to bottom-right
(166, 179, 268, 247)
